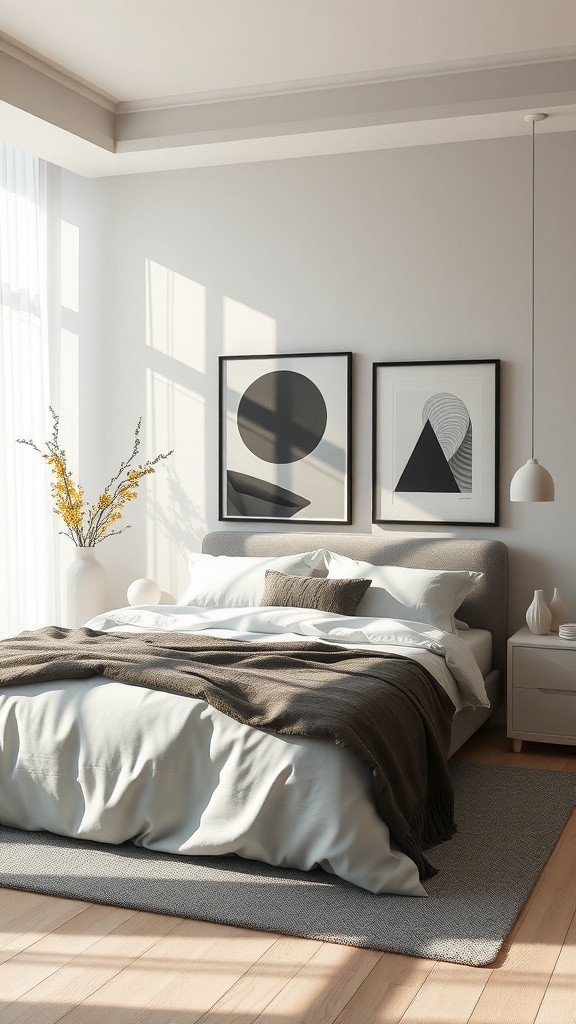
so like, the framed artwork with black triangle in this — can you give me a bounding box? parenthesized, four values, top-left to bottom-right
(372, 360, 500, 526)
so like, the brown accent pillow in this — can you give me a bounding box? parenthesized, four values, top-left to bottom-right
(260, 570, 371, 615)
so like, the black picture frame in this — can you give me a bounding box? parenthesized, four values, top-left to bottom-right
(219, 351, 353, 524)
(372, 359, 500, 526)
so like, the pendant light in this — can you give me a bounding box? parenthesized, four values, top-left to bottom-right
(510, 113, 555, 502)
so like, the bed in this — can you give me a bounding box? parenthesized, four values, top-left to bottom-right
(0, 531, 507, 898)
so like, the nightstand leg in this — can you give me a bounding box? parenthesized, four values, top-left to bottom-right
(512, 738, 523, 753)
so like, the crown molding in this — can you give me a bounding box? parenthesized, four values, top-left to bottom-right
(0, 47, 115, 151)
(116, 46, 576, 114)
(114, 58, 576, 152)
(2, 39, 576, 176)
(3, 30, 576, 119)
(0, 33, 117, 109)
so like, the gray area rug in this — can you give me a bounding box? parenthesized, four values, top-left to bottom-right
(0, 762, 574, 967)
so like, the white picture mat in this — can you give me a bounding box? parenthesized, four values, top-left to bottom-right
(221, 353, 350, 522)
(374, 362, 497, 524)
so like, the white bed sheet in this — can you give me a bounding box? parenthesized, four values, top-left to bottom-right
(88, 605, 490, 713)
(457, 627, 492, 677)
(0, 607, 490, 897)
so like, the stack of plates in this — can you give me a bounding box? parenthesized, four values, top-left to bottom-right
(559, 623, 576, 641)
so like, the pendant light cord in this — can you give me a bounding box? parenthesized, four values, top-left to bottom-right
(509, 112, 554, 500)
(530, 117, 535, 461)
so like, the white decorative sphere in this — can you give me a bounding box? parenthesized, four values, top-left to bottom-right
(127, 578, 162, 606)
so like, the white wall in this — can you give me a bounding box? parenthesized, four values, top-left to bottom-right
(61, 132, 576, 631)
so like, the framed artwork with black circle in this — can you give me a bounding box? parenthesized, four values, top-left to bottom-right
(219, 352, 352, 523)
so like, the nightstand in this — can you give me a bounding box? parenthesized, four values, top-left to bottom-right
(507, 627, 576, 752)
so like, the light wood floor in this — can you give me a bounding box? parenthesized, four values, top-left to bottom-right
(1, 726, 575, 1024)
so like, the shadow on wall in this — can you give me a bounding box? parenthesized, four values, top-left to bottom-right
(146, 461, 204, 599)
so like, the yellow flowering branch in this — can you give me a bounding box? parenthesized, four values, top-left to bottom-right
(18, 408, 173, 547)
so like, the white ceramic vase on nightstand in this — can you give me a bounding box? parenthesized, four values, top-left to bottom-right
(525, 589, 552, 635)
(549, 588, 568, 632)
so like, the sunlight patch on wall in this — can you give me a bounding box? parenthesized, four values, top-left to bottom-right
(223, 297, 277, 354)
(57, 326, 80, 601)
(60, 219, 79, 313)
(146, 368, 206, 600)
(59, 327, 79, 485)
(145, 259, 205, 371)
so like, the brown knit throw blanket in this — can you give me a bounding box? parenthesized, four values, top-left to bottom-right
(0, 627, 457, 879)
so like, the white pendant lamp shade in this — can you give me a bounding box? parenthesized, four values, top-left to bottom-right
(510, 458, 555, 502)
(510, 112, 555, 503)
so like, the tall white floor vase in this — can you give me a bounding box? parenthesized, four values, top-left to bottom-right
(66, 547, 106, 627)
(525, 589, 552, 636)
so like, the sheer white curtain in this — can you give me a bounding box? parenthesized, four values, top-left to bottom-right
(0, 145, 55, 638)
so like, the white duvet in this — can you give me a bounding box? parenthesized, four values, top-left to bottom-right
(0, 606, 488, 896)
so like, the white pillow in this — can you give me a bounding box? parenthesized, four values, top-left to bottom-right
(324, 551, 482, 634)
(178, 550, 325, 608)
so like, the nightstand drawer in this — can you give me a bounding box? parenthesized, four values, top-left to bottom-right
(512, 646, 576, 692)
(512, 686, 576, 738)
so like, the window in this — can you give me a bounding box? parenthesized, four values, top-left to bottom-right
(0, 145, 55, 636)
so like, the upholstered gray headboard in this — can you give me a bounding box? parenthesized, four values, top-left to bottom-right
(202, 531, 508, 677)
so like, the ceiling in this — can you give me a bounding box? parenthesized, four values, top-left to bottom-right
(1, 0, 576, 176)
